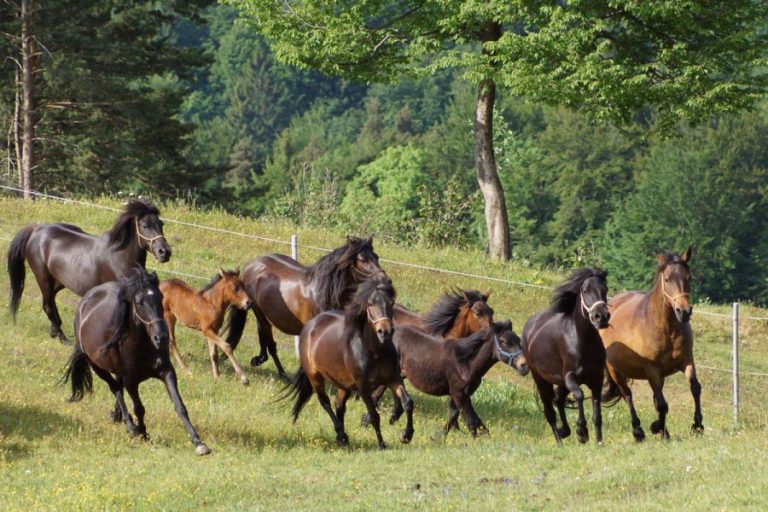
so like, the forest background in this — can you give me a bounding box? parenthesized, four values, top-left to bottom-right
(2, 1, 767, 305)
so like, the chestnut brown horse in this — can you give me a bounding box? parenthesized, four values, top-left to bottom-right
(8, 200, 171, 343)
(286, 274, 414, 449)
(225, 236, 384, 377)
(600, 248, 701, 441)
(384, 320, 529, 437)
(394, 289, 494, 338)
(62, 268, 210, 455)
(522, 269, 610, 445)
(160, 269, 252, 386)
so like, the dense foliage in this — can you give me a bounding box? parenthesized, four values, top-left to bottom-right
(1, 3, 767, 303)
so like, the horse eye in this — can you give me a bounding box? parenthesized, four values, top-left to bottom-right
(233, 285, 240, 292)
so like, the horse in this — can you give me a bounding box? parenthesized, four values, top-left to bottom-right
(8, 200, 171, 343)
(385, 320, 529, 437)
(599, 248, 701, 441)
(160, 269, 252, 386)
(285, 273, 414, 449)
(225, 236, 385, 377)
(522, 268, 610, 445)
(62, 267, 210, 456)
(394, 289, 494, 338)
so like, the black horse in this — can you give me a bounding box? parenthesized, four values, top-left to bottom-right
(522, 268, 610, 445)
(63, 268, 210, 455)
(8, 200, 171, 343)
(225, 236, 384, 377)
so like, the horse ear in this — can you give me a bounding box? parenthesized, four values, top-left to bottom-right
(235, 267, 240, 276)
(682, 246, 692, 263)
(219, 268, 226, 277)
(366, 235, 374, 245)
(656, 253, 666, 265)
(346, 235, 353, 245)
(462, 290, 470, 302)
(483, 290, 492, 301)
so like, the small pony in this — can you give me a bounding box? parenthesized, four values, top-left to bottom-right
(522, 268, 610, 446)
(286, 273, 414, 449)
(63, 267, 210, 455)
(160, 269, 251, 386)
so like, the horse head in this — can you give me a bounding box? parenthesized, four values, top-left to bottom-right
(579, 269, 610, 330)
(218, 268, 251, 310)
(657, 246, 693, 323)
(354, 273, 395, 344)
(466, 290, 495, 331)
(493, 320, 528, 376)
(109, 200, 172, 263)
(126, 269, 168, 350)
(344, 235, 383, 282)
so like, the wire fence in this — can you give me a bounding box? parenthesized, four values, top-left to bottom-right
(2, 185, 767, 423)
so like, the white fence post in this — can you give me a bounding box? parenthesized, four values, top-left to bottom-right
(732, 301, 740, 426)
(291, 234, 300, 356)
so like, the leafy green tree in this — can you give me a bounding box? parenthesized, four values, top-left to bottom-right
(225, 0, 768, 260)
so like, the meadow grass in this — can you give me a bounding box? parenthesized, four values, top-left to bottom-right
(1, 197, 767, 511)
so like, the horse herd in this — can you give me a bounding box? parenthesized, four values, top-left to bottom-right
(6, 201, 702, 455)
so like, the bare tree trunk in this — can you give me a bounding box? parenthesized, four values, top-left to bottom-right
(20, 0, 35, 199)
(474, 22, 510, 260)
(12, 69, 22, 185)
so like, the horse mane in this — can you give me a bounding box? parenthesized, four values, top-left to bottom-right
(199, 270, 239, 294)
(453, 326, 494, 364)
(423, 289, 485, 336)
(550, 268, 608, 314)
(100, 268, 160, 353)
(107, 200, 161, 250)
(308, 236, 377, 311)
(343, 274, 395, 336)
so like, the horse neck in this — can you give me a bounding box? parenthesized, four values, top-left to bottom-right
(647, 278, 679, 331)
(101, 229, 146, 268)
(201, 285, 229, 314)
(462, 337, 497, 379)
(445, 309, 471, 338)
(570, 302, 600, 344)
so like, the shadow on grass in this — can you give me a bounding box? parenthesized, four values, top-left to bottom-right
(0, 403, 84, 462)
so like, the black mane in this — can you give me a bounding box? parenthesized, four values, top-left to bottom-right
(343, 274, 395, 336)
(107, 200, 161, 250)
(550, 268, 608, 314)
(308, 236, 379, 311)
(423, 289, 487, 336)
(100, 268, 160, 353)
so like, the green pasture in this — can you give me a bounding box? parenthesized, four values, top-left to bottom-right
(1, 197, 767, 511)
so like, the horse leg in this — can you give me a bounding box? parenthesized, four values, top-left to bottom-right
(451, 390, 482, 437)
(91, 366, 136, 435)
(36, 274, 69, 344)
(205, 331, 249, 386)
(166, 315, 190, 373)
(251, 306, 286, 377)
(390, 381, 414, 443)
(357, 383, 386, 449)
(124, 382, 148, 440)
(564, 371, 588, 444)
(533, 373, 561, 445)
(313, 382, 347, 445)
(648, 371, 670, 439)
(555, 385, 571, 440)
(361, 385, 388, 427)
(588, 378, 603, 445)
(207, 339, 220, 379)
(444, 399, 462, 435)
(684, 362, 704, 434)
(159, 369, 210, 455)
(335, 388, 351, 433)
(607, 366, 645, 441)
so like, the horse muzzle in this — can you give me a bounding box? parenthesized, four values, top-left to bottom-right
(675, 306, 693, 323)
(514, 355, 530, 376)
(152, 241, 172, 263)
(591, 310, 611, 330)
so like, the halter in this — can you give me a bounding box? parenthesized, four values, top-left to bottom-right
(132, 305, 166, 330)
(580, 293, 607, 320)
(135, 218, 165, 248)
(661, 277, 690, 308)
(367, 308, 391, 330)
(494, 335, 523, 366)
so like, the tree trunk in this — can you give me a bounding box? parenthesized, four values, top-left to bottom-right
(474, 22, 510, 260)
(20, 0, 35, 199)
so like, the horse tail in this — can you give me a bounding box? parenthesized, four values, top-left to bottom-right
(7, 226, 34, 322)
(224, 306, 248, 350)
(280, 366, 314, 423)
(600, 370, 623, 407)
(61, 345, 93, 402)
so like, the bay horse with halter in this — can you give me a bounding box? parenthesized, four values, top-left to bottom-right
(385, 320, 528, 437)
(522, 268, 610, 445)
(62, 268, 210, 455)
(394, 289, 495, 338)
(160, 269, 252, 386)
(8, 200, 171, 343)
(600, 248, 701, 441)
(285, 273, 414, 449)
(225, 236, 384, 377)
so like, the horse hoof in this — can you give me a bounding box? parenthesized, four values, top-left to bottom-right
(378, 442, 387, 450)
(633, 429, 646, 442)
(240, 376, 250, 386)
(691, 424, 704, 435)
(109, 410, 122, 423)
(576, 429, 589, 444)
(195, 443, 211, 456)
(400, 430, 413, 444)
(389, 415, 398, 425)
(250, 355, 267, 367)
(337, 433, 349, 445)
(650, 420, 665, 435)
(557, 427, 571, 440)
(360, 414, 371, 428)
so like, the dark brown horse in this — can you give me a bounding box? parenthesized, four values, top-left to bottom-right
(225, 236, 384, 377)
(600, 248, 701, 441)
(522, 269, 610, 445)
(394, 289, 494, 338)
(160, 269, 251, 385)
(386, 320, 529, 437)
(285, 274, 414, 449)
(8, 200, 171, 343)
(62, 268, 210, 455)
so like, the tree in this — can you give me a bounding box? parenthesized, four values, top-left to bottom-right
(225, 0, 768, 259)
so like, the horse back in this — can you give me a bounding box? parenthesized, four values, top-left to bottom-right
(393, 326, 451, 394)
(299, 311, 356, 388)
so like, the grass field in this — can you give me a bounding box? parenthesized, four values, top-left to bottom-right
(1, 196, 768, 511)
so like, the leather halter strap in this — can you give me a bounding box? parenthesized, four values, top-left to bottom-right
(367, 308, 391, 329)
(661, 277, 690, 308)
(132, 306, 166, 330)
(580, 293, 607, 319)
(135, 218, 165, 247)
(494, 335, 523, 366)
